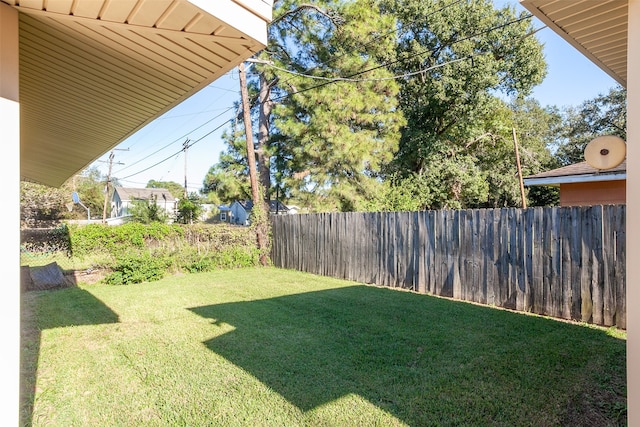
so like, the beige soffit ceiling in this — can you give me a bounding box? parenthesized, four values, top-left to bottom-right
(4, 0, 271, 187)
(520, 0, 627, 87)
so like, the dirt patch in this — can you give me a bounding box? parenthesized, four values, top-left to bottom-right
(65, 269, 108, 285)
(21, 264, 109, 291)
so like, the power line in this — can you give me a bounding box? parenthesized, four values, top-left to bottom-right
(267, 13, 534, 103)
(155, 107, 236, 120)
(110, 7, 536, 183)
(265, 56, 471, 83)
(113, 106, 236, 176)
(266, 22, 546, 85)
(114, 79, 238, 168)
(117, 116, 232, 181)
(268, 0, 468, 90)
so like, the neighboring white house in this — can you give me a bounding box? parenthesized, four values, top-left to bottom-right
(227, 200, 290, 225)
(111, 187, 178, 220)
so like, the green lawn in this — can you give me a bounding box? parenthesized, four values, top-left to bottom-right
(20, 267, 626, 426)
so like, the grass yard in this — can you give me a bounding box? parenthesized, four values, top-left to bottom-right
(20, 267, 626, 426)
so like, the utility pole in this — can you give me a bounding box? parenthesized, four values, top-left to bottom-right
(183, 139, 190, 198)
(100, 149, 126, 223)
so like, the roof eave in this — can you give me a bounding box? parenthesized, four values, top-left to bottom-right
(524, 173, 627, 186)
(519, 0, 627, 88)
(9, 0, 272, 188)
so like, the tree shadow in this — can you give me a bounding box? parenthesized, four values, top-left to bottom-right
(190, 285, 626, 426)
(20, 287, 119, 427)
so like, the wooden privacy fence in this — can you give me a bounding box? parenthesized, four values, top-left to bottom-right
(271, 205, 626, 329)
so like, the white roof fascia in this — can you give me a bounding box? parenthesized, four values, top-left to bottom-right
(189, 0, 270, 46)
(524, 173, 627, 186)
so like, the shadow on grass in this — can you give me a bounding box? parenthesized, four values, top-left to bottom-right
(20, 287, 119, 427)
(190, 285, 626, 426)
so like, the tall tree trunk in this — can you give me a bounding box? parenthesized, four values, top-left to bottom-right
(257, 72, 273, 200)
(239, 62, 269, 266)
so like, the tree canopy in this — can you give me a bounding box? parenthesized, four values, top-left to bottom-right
(554, 85, 627, 165)
(203, 0, 405, 211)
(20, 167, 107, 227)
(377, 0, 548, 209)
(200, 0, 623, 212)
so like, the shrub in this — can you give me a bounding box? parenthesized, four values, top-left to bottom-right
(21, 224, 71, 254)
(104, 252, 170, 285)
(23, 222, 262, 283)
(185, 248, 259, 273)
(68, 223, 182, 257)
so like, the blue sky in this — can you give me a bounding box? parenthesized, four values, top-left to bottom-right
(91, 0, 620, 193)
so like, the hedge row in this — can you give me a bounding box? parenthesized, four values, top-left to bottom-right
(21, 223, 261, 285)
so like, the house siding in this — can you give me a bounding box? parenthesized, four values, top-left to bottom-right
(229, 202, 249, 225)
(560, 180, 626, 206)
(111, 188, 177, 218)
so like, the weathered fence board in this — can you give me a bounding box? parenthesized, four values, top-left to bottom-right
(271, 205, 626, 329)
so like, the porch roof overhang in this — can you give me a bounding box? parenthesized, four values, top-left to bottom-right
(4, 0, 272, 187)
(523, 173, 627, 187)
(523, 160, 627, 186)
(520, 0, 627, 87)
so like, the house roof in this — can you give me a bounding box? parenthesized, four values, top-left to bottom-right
(7, 0, 272, 188)
(114, 187, 177, 202)
(237, 200, 289, 213)
(520, 0, 627, 87)
(523, 159, 626, 186)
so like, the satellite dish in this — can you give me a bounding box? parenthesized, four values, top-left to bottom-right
(584, 135, 626, 170)
(71, 192, 80, 204)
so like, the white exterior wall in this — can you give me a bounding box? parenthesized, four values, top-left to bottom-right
(0, 3, 20, 425)
(112, 193, 177, 219)
(628, 1, 639, 424)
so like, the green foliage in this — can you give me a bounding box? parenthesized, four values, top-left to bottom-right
(201, 0, 560, 212)
(20, 167, 107, 226)
(185, 248, 259, 273)
(554, 85, 627, 165)
(201, 129, 253, 205)
(375, 97, 561, 210)
(20, 182, 72, 227)
(527, 185, 559, 207)
(176, 192, 203, 224)
(57, 223, 259, 284)
(268, 0, 405, 211)
(179, 223, 255, 248)
(478, 98, 560, 208)
(68, 223, 181, 258)
(21, 224, 72, 255)
(104, 252, 169, 285)
(249, 189, 272, 265)
(128, 195, 170, 224)
(381, 0, 547, 210)
(203, 0, 405, 211)
(75, 167, 109, 220)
